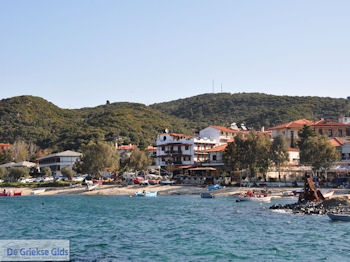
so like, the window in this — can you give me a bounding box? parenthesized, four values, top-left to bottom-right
(163, 136, 166, 141)
(162, 146, 165, 151)
(185, 146, 189, 150)
(338, 129, 343, 137)
(213, 155, 217, 161)
(328, 129, 333, 137)
(319, 129, 323, 135)
(162, 158, 165, 162)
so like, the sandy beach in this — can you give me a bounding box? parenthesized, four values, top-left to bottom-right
(2, 184, 350, 198)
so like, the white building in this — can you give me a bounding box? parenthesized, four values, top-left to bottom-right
(156, 133, 217, 167)
(156, 133, 194, 167)
(37, 150, 82, 176)
(199, 125, 241, 144)
(339, 116, 350, 125)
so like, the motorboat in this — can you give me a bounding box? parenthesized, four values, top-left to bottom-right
(208, 184, 221, 191)
(233, 191, 271, 202)
(135, 191, 158, 197)
(201, 193, 214, 198)
(328, 213, 350, 221)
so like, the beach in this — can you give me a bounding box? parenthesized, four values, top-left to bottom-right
(3, 184, 350, 198)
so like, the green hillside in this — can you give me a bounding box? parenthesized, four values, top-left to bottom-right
(0, 93, 349, 151)
(0, 96, 192, 150)
(150, 93, 350, 129)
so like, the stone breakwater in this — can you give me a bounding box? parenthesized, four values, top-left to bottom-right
(270, 197, 350, 215)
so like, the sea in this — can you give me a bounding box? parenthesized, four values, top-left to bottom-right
(1, 195, 350, 262)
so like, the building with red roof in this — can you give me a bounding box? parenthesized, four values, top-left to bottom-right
(268, 119, 350, 148)
(0, 143, 11, 152)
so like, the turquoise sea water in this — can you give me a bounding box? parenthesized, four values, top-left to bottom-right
(1, 195, 350, 261)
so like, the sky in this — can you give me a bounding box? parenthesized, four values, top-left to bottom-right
(0, 0, 349, 108)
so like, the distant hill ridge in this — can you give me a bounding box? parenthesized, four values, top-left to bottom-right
(0, 93, 349, 150)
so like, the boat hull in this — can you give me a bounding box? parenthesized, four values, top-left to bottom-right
(201, 193, 214, 198)
(328, 213, 350, 221)
(135, 191, 158, 197)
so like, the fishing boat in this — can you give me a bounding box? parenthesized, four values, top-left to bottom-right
(200, 193, 214, 198)
(135, 191, 158, 197)
(328, 213, 350, 222)
(0, 191, 22, 196)
(208, 184, 221, 191)
(233, 191, 271, 202)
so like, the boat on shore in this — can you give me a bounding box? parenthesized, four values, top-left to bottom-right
(328, 213, 350, 221)
(321, 189, 334, 199)
(31, 189, 46, 195)
(86, 181, 100, 191)
(0, 191, 22, 197)
(135, 191, 158, 197)
(233, 191, 271, 202)
(208, 184, 221, 191)
(201, 193, 214, 198)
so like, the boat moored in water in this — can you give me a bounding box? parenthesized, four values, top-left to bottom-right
(0, 190, 22, 197)
(328, 213, 350, 221)
(135, 191, 158, 197)
(201, 193, 214, 198)
(233, 191, 271, 202)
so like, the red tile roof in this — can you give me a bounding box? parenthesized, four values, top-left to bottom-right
(288, 147, 300, 152)
(311, 120, 350, 127)
(205, 144, 229, 152)
(0, 143, 11, 147)
(268, 119, 313, 130)
(146, 145, 157, 152)
(117, 145, 137, 150)
(210, 126, 240, 133)
(329, 137, 345, 147)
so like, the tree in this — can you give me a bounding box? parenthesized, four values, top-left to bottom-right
(8, 167, 29, 182)
(41, 167, 52, 177)
(61, 167, 76, 180)
(127, 148, 152, 172)
(79, 142, 119, 177)
(270, 135, 289, 183)
(223, 131, 271, 182)
(10, 141, 29, 162)
(299, 135, 340, 175)
(0, 149, 12, 165)
(297, 125, 316, 150)
(0, 167, 8, 180)
(9, 140, 39, 162)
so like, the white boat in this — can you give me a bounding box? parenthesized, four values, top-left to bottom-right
(86, 181, 100, 191)
(328, 213, 350, 221)
(233, 192, 271, 202)
(321, 189, 334, 199)
(31, 189, 46, 195)
(135, 191, 158, 197)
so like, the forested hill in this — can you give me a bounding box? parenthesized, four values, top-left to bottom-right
(150, 93, 350, 129)
(0, 96, 192, 150)
(0, 93, 349, 151)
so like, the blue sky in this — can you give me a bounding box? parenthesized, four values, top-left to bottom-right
(0, 0, 349, 108)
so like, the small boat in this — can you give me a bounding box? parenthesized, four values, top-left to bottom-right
(208, 184, 221, 191)
(31, 189, 46, 195)
(321, 189, 334, 199)
(328, 213, 350, 222)
(86, 181, 100, 191)
(135, 191, 158, 197)
(160, 180, 175, 185)
(139, 180, 149, 185)
(0, 191, 22, 196)
(201, 193, 214, 198)
(233, 191, 271, 202)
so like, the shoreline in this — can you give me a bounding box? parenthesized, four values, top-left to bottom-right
(2, 184, 350, 198)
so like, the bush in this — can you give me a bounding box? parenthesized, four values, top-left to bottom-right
(8, 168, 29, 182)
(0, 181, 80, 188)
(61, 167, 76, 179)
(41, 167, 52, 177)
(0, 167, 8, 179)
